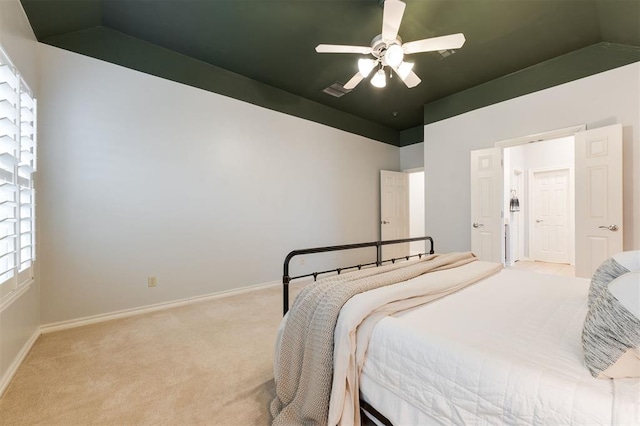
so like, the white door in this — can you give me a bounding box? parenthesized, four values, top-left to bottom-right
(575, 124, 623, 278)
(531, 169, 570, 264)
(380, 170, 409, 260)
(470, 148, 503, 263)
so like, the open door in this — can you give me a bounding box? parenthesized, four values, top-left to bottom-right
(470, 148, 503, 263)
(380, 170, 409, 260)
(575, 124, 623, 278)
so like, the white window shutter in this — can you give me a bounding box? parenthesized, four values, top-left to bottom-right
(0, 46, 36, 300)
(0, 58, 19, 299)
(18, 84, 36, 284)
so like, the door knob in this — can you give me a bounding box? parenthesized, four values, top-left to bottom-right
(381, 220, 390, 225)
(536, 219, 543, 223)
(599, 225, 619, 232)
(472, 223, 484, 228)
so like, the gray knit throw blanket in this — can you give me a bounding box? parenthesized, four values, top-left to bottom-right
(270, 252, 478, 425)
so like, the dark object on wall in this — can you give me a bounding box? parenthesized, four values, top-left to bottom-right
(510, 190, 520, 212)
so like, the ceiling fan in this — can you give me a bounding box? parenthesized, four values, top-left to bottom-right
(315, 0, 465, 90)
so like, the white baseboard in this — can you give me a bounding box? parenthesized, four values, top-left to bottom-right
(0, 327, 40, 398)
(40, 280, 281, 334)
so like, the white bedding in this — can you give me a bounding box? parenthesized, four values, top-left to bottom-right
(359, 268, 640, 425)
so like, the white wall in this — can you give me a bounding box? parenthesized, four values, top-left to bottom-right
(402, 143, 425, 253)
(400, 142, 424, 171)
(424, 63, 640, 255)
(517, 137, 574, 170)
(38, 45, 400, 324)
(0, 0, 38, 88)
(0, 0, 40, 394)
(503, 144, 524, 263)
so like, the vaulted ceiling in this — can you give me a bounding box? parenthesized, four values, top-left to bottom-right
(20, 0, 640, 145)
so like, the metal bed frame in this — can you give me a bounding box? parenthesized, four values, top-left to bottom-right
(281, 236, 434, 315)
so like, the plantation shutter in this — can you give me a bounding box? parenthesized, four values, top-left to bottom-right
(18, 82, 36, 284)
(0, 47, 36, 300)
(0, 57, 19, 298)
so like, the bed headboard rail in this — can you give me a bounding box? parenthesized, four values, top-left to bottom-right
(282, 236, 434, 315)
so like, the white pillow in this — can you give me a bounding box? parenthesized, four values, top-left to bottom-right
(610, 271, 640, 317)
(588, 257, 629, 308)
(613, 250, 640, 273)
(583, 272, 640, 378)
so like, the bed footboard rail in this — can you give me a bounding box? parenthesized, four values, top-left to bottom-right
(282, 236, 434, 315)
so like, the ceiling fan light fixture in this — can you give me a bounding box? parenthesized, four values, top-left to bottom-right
(384, 44, 404, 68)
(396, 61, 414, 80)
(314, 0, 465, 92)
(371, 69, 387, 88)
(358, 58, 376, 77)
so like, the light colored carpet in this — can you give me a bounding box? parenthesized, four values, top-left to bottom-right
(0, 282, 304, 425)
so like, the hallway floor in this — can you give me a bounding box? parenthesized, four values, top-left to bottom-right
(508, 260, 575, 277)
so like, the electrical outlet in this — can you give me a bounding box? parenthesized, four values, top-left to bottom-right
(148, 276, 157, 287)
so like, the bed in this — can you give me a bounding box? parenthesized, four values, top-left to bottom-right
(271, 238, 640, 426)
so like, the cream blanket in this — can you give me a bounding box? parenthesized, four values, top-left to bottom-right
(271, 252, 500, 425)
(330, 259, 503, 425)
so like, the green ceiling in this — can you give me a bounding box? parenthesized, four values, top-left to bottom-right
(20, 0, 640, 146)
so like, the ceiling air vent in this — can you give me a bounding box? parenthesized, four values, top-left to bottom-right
(436, 49, 457, 59)
(323, 82, 351, 98)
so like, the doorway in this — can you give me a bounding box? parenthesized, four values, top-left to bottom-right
(408, 170, 425, 254)
(471, 124, 623, 278)
(379, 169, 425, 259)
(503, 136, 575, 269)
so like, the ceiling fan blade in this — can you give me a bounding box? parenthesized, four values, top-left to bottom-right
(403, 33, 466, 54)
(315, 44, 372, 54)
(399, 69, 421, 88)
(390, 62, 420, 88)
(382, 0, 406, 41)
(343, 72, 364, 90)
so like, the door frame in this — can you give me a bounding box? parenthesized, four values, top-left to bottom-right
(403, 167, 425, 255)
(495, 124, 586, 149)
(527, 165, 575, 265)
(494, 124, 585, 265)
(511, 168, 524, 263)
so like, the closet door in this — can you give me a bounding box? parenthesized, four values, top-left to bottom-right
(575, 124, 623, 278)
(470, 147, 502, 263)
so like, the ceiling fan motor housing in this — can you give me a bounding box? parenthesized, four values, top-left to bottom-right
(370, 34, 402, 66)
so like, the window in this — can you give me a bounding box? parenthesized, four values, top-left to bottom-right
(0, 46, 36, 301)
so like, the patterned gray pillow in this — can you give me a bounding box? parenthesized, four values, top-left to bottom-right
(583, 253, 640, 379)
(582, 272, 640, 378)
